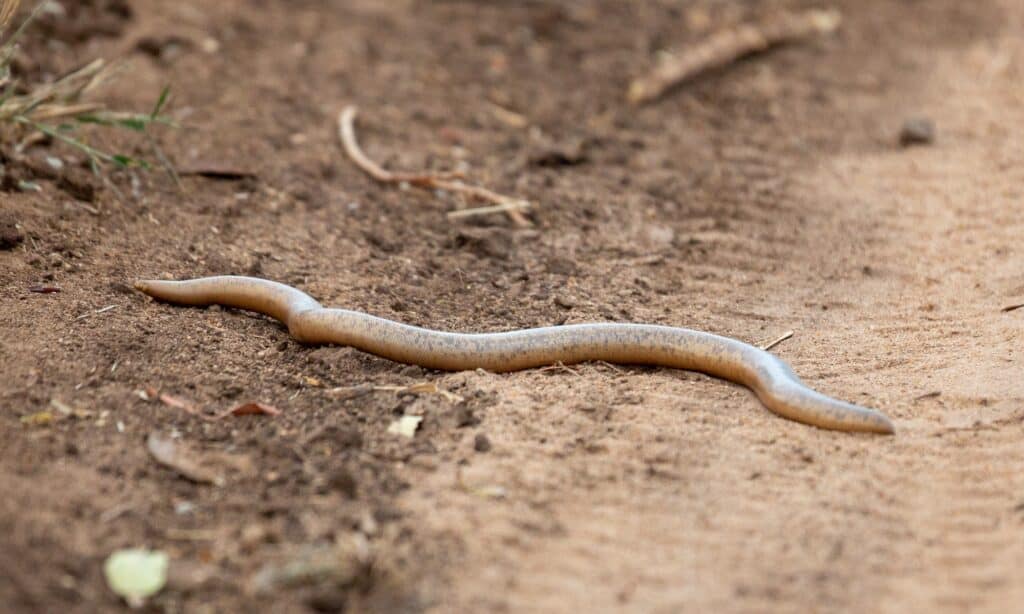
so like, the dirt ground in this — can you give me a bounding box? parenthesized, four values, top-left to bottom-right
(2, 0, 1023, 612)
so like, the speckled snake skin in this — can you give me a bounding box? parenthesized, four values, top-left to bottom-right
(135, 276, 894, 434)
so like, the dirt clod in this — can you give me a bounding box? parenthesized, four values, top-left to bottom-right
(134, 34, 193, 64)
(451, 227, 514, 260)
(0, 214, 23, 249)
(554, 293, 578, 309)
(529, 138, 589, 167)
(473, 433, 492, 453)
(327, 467, 358, 499)
(307, 589, 348, 613)
(453, 405, 479, 428)
(309, 425, 364, 450)
(899, 116, 936, 146)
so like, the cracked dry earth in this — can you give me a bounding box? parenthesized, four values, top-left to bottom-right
(1, 1, 1023, 612)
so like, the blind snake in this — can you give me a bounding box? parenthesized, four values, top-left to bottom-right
(134, 276, 894, 434)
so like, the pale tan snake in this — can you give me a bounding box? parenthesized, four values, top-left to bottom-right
(135, 276, 894, 434)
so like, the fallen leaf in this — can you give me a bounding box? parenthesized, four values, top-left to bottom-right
(454, 467, 508, 499)
(473, 484, 508, 499)
(50, 398, 93, 419)
(405, 382, 439, 394)
(212, 401, 281, 419)
(325, 384, 375, 400)
(528, 138, 588, 167)
(406, 381, 463, 403)
(388, 381, 463, 402)
(487, 101, 528, 128)
(249, 536, 372, 595)
(165, 560, 219, 593)
(50, 399, 74, 415)
(386, 415, 423, 438)
(20, 410, 54, 427)
(158, 393, 199, 415)
(146, 432, 224, 486)
(325, 382, 462, 402)
(229, 401, 280, 416)
(104, 548, 169, 607)
(178, 163, 257, 180)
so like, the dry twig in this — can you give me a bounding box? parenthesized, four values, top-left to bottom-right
(75, 304, 118, 320)
(0, 58, 110, 122)
(0, 0, 17, 32)
(146, 431, 224, 486)
(628, 8, 842, 104)
(337, 105, 531, 226)
(537, 361, 582, 376)
(327, 380, 463, 403)
(760, 330, 794, 351)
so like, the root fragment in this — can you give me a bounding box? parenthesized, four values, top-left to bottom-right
(628, 8, 842, 104)
(337, 105, 531, 226)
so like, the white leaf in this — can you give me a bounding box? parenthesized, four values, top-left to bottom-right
(104, 548, 169, 606)
(386, 415, 423, 438)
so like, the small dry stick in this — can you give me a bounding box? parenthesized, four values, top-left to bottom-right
(0, 0, 18, 32)
(326, 381, 463, 403)
(595, 360, 625, 374)
(337, 105, 531, 226)
(537, 361, 582, 376)
(628, 8, 842, 104)
(446, 200, 530, 220)
(75, 304, 118, 321)
(1001, 302, 1024, 313)
(0, 58, 109, 122)
(760, 330, 794, 351)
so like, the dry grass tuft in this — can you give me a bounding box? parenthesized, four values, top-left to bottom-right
(0, 0, 171, 171)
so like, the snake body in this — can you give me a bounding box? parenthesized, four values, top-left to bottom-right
(134, 276, 894, 434)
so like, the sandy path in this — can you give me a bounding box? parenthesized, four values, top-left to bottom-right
(2, 2, 1021, 611)
(403, 4, 1024, 612)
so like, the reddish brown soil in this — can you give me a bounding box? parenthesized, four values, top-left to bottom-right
(2, 1, 1023, 612)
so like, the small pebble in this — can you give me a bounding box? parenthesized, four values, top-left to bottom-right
(398, 364, 424, 378)
(554, 294, 577, 309)
(327, 467, 358, 498)
(307, 589, 347, 613)
(473, 433, 492, 453)
(454, 405, 479, 428)
(899, 117, 935, 147)
(0, 216, 23, 250)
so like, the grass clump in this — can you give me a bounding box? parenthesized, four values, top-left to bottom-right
(0, 0, 171, 173)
